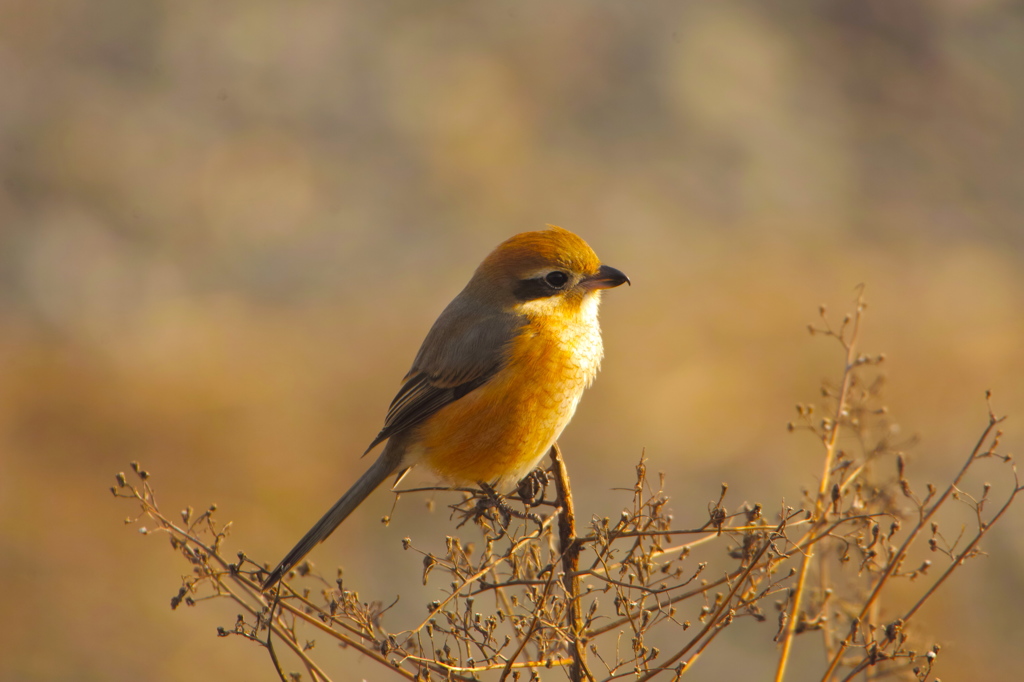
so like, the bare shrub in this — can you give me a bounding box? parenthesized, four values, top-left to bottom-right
(112, 293, 1020, 681)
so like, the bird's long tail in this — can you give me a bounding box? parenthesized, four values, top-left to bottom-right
(262, 447, 404, 590)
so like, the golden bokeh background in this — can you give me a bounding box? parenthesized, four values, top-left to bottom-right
(2, 1, 1023, 680)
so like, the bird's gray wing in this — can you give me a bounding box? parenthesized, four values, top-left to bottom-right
(363, 298, 524, 454)
(262, 300, 523, 590)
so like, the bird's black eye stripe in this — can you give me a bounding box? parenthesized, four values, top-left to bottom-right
(544, 271, 569, 288)
(513, 271, 571, 301)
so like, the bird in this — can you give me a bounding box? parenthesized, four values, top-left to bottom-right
(262, 225, 628, 590)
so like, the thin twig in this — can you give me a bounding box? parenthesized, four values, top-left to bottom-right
(819, 409, 1006, 682)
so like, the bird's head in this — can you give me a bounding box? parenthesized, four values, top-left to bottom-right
(467, 225, 629, 314)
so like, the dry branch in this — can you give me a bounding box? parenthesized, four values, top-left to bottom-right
(112, 294, 1019, 681)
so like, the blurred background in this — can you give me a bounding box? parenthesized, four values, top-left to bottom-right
(1, 0, 1023, 680)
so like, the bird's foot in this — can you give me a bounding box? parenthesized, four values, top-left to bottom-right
(454, 482, 544, 536)
(480, 481, 543, 528)
(515, 468, 551, 508)
(452, 483, 509, 537)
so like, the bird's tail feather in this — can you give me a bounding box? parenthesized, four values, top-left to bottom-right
(262, 448, 404, 590)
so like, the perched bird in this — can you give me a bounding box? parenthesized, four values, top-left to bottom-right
(262, 226, 628, 590)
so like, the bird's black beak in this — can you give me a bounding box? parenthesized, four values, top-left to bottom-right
(583, 264, 630, 290)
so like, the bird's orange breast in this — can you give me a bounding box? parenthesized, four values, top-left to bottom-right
(413, 298, 604, 488)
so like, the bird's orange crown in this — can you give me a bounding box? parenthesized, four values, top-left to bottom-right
(472, 225, 601, 285)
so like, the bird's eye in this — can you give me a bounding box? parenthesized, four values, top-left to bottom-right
(544, 271, 569, 289)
